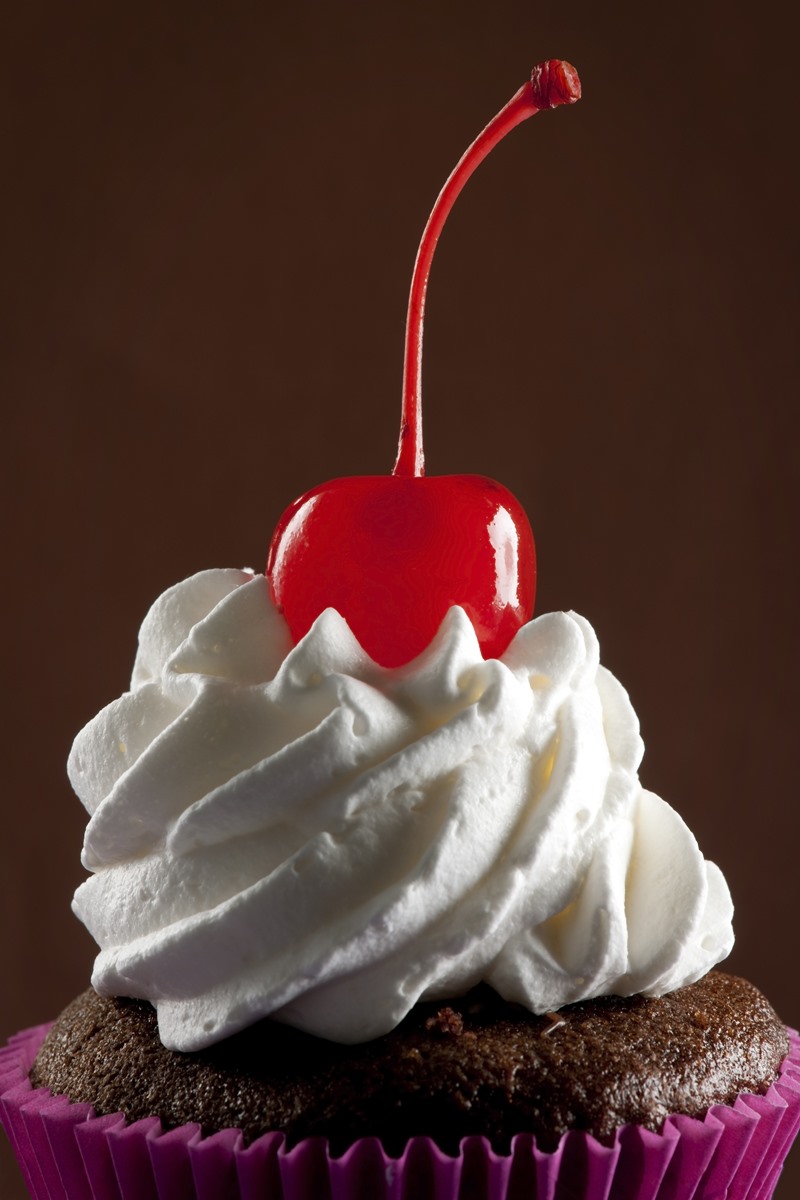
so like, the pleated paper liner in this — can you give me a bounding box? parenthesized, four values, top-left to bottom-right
(2, 1022, 799, 1199)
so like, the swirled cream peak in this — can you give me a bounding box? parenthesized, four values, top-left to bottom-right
(69, 568, 733, 1051)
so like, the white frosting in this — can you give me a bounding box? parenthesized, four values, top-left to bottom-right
(70, 569, 733, 1051)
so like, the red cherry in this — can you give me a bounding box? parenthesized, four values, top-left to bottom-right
(268, 60, 580, 668)
(267, 474, 535, 667)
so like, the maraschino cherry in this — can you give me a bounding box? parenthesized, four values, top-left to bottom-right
(268, 60, 581, 668)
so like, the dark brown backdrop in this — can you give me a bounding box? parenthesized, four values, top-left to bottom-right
(2, 2, 799, 1195)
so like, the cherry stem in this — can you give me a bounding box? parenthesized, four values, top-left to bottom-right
(392, 60, 581, 478)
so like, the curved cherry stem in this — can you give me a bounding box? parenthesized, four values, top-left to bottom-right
(392, 59, 581, 478)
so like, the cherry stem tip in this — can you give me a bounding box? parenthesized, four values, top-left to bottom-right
(530, 60, 581, 109)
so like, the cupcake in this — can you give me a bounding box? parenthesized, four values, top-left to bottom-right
(4, 60, 799, 1199)
(3, 568, 800, 1199)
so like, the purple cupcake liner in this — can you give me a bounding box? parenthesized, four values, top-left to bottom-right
(2, 1021, 799, 1200)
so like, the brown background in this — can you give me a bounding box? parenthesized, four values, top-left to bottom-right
(2, 1, 799, 1195)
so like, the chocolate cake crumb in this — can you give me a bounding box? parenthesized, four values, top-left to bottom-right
(425, 1007, 465, 1036)
(31, 973, 789, 1156)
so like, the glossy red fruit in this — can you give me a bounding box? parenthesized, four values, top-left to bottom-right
(267, 60, 579, 667)
(267, 475, 535, 667)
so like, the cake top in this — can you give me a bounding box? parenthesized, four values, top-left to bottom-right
(32, 973, 785, 1152)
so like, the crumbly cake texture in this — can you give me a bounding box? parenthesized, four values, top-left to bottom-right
(31, 972, 788, 1155)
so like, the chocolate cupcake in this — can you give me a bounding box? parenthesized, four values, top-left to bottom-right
(3, 568, 800, 1200)
(4, 55, 799, 1200)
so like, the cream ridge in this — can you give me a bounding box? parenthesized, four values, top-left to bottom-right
(69, 569, 734, 1051)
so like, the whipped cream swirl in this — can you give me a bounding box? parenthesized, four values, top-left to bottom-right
(70, 569, 733, 1050)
